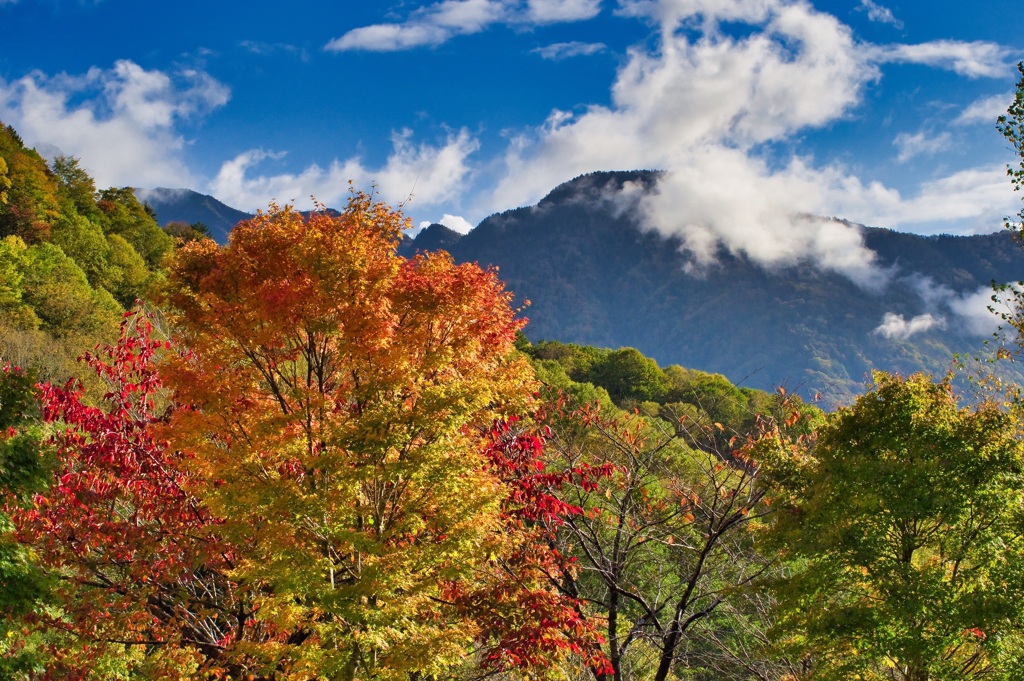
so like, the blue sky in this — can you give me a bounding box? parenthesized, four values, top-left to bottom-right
(1, 0, 1022, 252)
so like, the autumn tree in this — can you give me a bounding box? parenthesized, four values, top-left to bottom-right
(450, 415, 613, 675)
(0, 155, 10, 206)
(158, 194, 557, 677)
(760, 372, 1024, 680)
(13, 312, 261, 679)
(540, 399, 777, 681)
(0, 124, 60, 244)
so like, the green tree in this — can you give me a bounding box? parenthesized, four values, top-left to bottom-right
(49, 211, 112, 287)
(0, 364, 52, 676)
(97, 187, 172, 267)
(589, 346, 669, 404)
(0, 156, 10, 206)
(761, 372, 1024, 680)
(0, 236, 39, 330)
(51, 155, 101, 223)
(542, 400, 777, 681)
(21, 242, 120, 340)
(102, 233, 151, 307)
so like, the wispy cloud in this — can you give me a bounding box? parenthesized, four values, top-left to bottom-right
(947, 285, 1019, 336)
(868, 40, 1010, 78)
(325, 0, 602, 52)
(209, 128, 479, 215)
(532, 41, 606, 60)
(240, 40, 308, 60)
(955, 92, 1013, 125)
(893, 130, 953, 163)
(907, 276, 1018, 337)
(0, 60, 229, 188)
(858, 0, 903, 29)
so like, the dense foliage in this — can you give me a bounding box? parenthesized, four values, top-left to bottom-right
(3, 64, 1024, 680)
(0, 123, 169, 396)
(758, 373, 1024, 680)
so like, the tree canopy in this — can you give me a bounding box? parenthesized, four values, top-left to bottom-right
(761, 372, 1024, 680)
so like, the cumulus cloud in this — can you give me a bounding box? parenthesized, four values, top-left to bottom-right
(858, 0, 903, 29)
(868, 40, 1010, 78)
(475, 0, 1021, 285)
(488, 0, 893, 284)
(209, 128, 479, 216)
(532, 41, 607, 60)
(624, 154, 890, 288)
(874, 312, 946, 339)
(326, 0, 601, 52)
(0, 60, 229, 188)
(437, 213, 475, 233)
(955, 92, 1013, 125)
(893, 130, 952, 163)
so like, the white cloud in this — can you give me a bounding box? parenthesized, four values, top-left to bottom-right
(902, 276, 1019, 337)
(893, 130, 952, 163)
(946, 286, 1011, 337)
(955, 92, 1013, 125)
(858, 0, 903, 29)
(438, 213, 475, 233)
(527, 0, 601, 22)
(0, 60, 229, 188)
(325, 0, 601, 52)
(487, 0, 893, 284)
(868, 40, 1010, 78)
(837, 165, 1014, 234)
(209, 128, 479, 217)
(874, 312, 946, 339)
(532, 41, 607, 60)
(626, 154, 890, 289)
(909, 277, 1019, 337)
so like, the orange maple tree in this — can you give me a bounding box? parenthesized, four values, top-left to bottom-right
(156, 193, 592, 677)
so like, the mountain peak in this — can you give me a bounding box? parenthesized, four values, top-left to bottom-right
(133, 188, 252, 244)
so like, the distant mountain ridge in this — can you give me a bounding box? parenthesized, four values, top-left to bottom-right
(407, 171, 1024, 402)
(134, 188, 252, 244)
(140, 172, 1024, 403)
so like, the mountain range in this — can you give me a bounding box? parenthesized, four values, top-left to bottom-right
(137, 172, 1024, 404)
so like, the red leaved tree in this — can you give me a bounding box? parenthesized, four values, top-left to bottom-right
(14, 311, 267, 678)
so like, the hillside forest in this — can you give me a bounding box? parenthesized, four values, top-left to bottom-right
(1, 66, 1024, 681)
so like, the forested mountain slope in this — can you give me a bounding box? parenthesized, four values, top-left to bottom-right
(141, 170, 1024, 403)
(134, 187, 250, 244)
(410, 171, 1024, 402)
